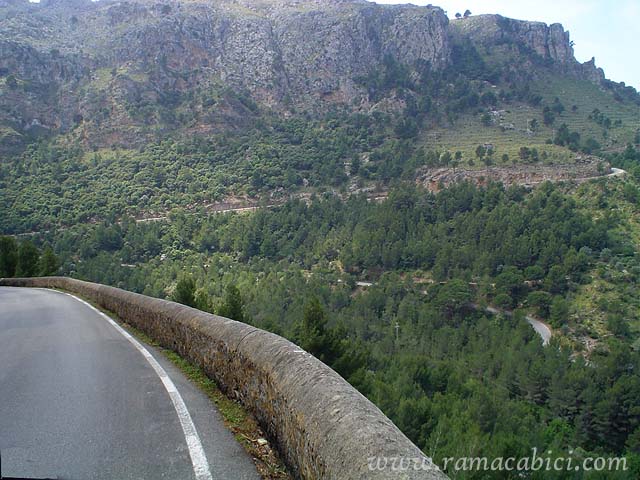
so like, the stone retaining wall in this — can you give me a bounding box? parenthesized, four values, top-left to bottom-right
(0, 277, 447, 480)
(417, 157, 609, 192)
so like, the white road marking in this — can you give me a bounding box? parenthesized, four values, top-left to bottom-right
(55, 290, 214, 480)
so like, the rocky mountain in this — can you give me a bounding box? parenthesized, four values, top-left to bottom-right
(0, 0, 618, 150)
(451, 14, 604, 83)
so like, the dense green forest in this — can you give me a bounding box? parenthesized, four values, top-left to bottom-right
(5, 146, 640, 478)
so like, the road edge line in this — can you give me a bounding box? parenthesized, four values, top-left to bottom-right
(59, 290, 214, 480)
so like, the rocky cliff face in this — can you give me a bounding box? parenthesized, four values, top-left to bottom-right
(1, 0, 451, 99)
(451, 14, 604, 82)
(0, 0, 609, 149)
(269, 1, 450, 103)
(0, 0, 452, 146)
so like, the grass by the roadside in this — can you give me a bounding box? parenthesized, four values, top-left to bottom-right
(125, 324, 292, 480)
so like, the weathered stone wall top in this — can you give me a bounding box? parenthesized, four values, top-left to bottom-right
(0, 277, 448, 480)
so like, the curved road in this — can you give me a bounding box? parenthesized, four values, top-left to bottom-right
(0, 287, 260, 480)
(525, 315, 552, 346)
(483, 305, 552, 346)
(609, 167, 626, 178)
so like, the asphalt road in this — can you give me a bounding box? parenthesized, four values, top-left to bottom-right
(482, 305, 552, 346)
(0, 287, 261, 480)
(525, 315, 552, 346)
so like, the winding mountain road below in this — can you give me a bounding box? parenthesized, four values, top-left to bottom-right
(483, 305, 552, 346)
(608, 167, 627, 178)
(525, 316, 553, 346)
(0, 287, 260, 480)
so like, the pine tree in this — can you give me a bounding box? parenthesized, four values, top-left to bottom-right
(0, 236, 18, 277)
(300, 297, 330, 358)
(16, 240, 40, 277)
(172, 276, 197, 307)
(549, 296, 569, 327)
(218, 284, 244, 322)
(39, 246, 59, 276)
(434, 279, 472, 319)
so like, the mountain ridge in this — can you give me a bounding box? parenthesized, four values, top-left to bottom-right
(0, 0, 625, 151)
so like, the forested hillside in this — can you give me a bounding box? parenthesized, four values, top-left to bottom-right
(5, 158, 640, 477)
(2, 0, 639, 235)
(2, 0, 640, 477)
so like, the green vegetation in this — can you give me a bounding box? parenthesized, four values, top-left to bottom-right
(171, 276, 198, 308)
(0, 236, 18, 277)
(217, 284, 245, 322)
(533, 76, 640, 148)
(38, 246, 59, 276)
(419, 33, 640, 163)
(8, 174, 640, 478)
(0, 114, 392, 234)
(565, 144, 640, 342)
(0, 236, 59, 277)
